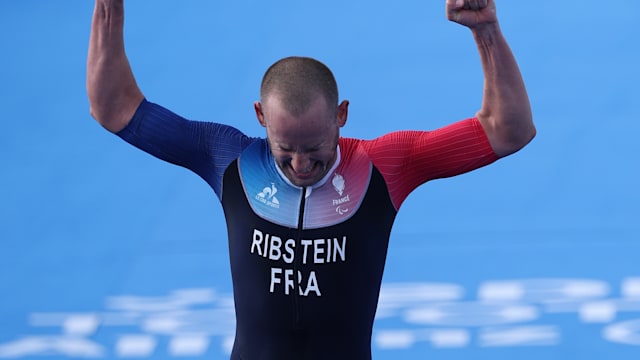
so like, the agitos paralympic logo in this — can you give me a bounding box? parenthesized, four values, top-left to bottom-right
(1, 278, 640, 358)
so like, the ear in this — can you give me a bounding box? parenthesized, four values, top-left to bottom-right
(254, 101, 267, 127)
(336, 100, 349, 128)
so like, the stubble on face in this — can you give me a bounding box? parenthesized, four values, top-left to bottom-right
(261, 95, 340, 187)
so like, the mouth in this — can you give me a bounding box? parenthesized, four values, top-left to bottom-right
(289, 162, 322, 182)
(293, 167, 315, 179)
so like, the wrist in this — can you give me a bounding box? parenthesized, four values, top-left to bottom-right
(471, 22, 503, 46)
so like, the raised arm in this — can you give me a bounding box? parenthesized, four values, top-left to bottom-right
(447, 0, 535, 157)
(87, 0, 144, 133)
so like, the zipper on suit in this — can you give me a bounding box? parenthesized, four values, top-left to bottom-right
(293, 186, 307, 326)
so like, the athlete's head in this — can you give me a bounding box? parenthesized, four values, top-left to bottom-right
(254, 56, 349, 187)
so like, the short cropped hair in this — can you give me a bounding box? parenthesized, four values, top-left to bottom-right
(260, 56, 339, 116)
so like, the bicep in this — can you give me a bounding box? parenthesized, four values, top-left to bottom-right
(364, 118, 499, 208)
(117, 100, 254, 198)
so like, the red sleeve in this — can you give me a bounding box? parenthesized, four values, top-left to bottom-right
(359, 117, 499, 210)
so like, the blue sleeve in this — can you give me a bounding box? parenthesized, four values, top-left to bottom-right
(116, 99, 259, 200)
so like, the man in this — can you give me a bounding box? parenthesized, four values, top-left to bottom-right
(87, 0, 535, 358)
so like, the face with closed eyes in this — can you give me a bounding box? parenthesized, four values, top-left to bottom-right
(254, 95, 349, 187)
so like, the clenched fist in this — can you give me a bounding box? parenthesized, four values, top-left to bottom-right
(446, 0, 498, 28)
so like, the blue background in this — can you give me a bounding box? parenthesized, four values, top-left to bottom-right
(1, 0, 639, 359)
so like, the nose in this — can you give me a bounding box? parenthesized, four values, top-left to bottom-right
(290, 153, 312, 174)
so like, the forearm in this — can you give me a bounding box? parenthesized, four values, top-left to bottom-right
(472, 23, 535, 157)
(87, 0, 143, 132)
